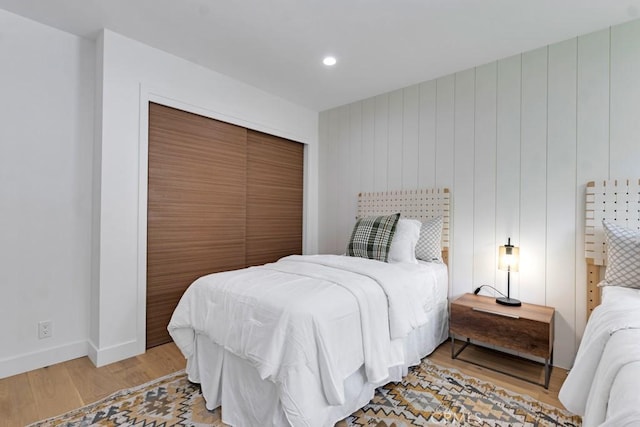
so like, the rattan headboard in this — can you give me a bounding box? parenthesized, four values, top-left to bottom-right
(357, 188, 450, 264)
(585, 179, 640, 316)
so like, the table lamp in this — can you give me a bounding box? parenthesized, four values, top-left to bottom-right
(497, 237, 521, 306)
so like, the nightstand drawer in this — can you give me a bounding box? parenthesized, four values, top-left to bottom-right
(450, 303, 552, 358)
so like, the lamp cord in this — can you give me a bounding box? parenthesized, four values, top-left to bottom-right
(473, 285, 508, 298)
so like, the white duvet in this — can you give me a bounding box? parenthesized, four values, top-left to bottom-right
(559, 287, 640, 426)
(168, 254, 441, 425)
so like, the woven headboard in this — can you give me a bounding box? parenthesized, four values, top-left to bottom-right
(585, 179, 640, 315)
(357, 188, 450, 263)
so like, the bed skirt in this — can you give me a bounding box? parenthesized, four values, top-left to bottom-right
(184, 300, 449, 427)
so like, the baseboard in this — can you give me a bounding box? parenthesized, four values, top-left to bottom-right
(0, 340, 89, 379)
(87, 338, 141, 367)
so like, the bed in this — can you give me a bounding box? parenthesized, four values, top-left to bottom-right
(168, 188, 451, 427)
(559, 179, 640, 427)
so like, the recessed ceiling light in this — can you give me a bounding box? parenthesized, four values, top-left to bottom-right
(323, 56, 337, 66)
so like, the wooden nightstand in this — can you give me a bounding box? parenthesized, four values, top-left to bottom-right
(449, 293, 555, 388)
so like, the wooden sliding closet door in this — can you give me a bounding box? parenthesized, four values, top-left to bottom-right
(147, 103, 247, 348)
(246, 130, 304, 266)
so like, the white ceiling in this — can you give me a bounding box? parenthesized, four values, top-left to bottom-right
(2, 0, 640, 111)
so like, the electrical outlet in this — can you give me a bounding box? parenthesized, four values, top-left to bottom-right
(38, 320, 52, 339)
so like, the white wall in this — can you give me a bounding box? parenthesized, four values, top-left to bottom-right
(5, 6, 636, 378)
(0, 9, 95, 377)
(0, 16, 318, 376)
(318, 19, 640, 369)
(90, 30, 319, 366)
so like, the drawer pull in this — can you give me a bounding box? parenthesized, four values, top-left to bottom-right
(472, 307, 520, 319)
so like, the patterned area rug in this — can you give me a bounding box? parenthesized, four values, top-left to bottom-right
(346, 360, 581, 426)
(30, 359, 581, 427)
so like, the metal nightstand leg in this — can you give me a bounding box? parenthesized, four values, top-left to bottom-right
(544, 349, 554, 389)
(451, 337, 470, 359)
(451, 337, 552, 390)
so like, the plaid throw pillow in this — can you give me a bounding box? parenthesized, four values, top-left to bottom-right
(346, 213, 401, 262)
(415, 216, 443, 262)
(601, 220, 640, 289)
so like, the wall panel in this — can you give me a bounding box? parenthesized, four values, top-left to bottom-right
(473, 62, 498, 291)
(520, 47, 548, 306)
(576, 29, 610, 341)
(360, 99, 376, 193)
(318, 21, 640, 369)
(452, 69, 475, 298)
(374, 94, 389, 191)
(418, 81, 437, 188)
(610, 20, 640, 178)
(337, 105, 351, 251)
(326, 109, 341, 252)
(348, 102, 363, 231)
(318, 111, 331, 253)
(546, 38, 578, 369)
(435, 76, 455, 190)
(495, 55, 521, 299)
(402, 85, 420, 189)
(388, 90, 404, 190)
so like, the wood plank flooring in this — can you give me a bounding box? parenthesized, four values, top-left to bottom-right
(0, 344, 185, 427)
(0, 340, 571, 426)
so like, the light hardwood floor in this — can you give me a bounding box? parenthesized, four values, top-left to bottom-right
(0, 340, 571, 426)
(0, 344, 186, 427)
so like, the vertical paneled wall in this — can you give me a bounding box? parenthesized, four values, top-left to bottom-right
(318, 19, 640, 369)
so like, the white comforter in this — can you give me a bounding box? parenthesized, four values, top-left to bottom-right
(559, 287, 640, 426)
(168, 254, 440, 425)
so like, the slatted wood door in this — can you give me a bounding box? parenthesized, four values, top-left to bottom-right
(246, 130, 304, 266)
(147, 103, 248, 348)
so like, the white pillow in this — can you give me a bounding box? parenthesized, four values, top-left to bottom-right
(415, 216, 443, 262)
(600, 220, 640, 289)
(388, 218, 421, 264)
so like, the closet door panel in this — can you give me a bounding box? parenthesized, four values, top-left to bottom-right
(246, 130, 304, 266)
(147, 103, 247, 348)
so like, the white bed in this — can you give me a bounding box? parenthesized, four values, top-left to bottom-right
(559, 286, 640, 426)
(559, 179, 640, 427)
(168, 188, 451, 427)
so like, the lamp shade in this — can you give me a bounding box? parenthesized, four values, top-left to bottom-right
(498, 240, 519, 272)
